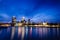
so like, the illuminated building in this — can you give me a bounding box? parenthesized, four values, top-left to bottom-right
(12, 16, 16, 23)
(43, 22, 47, 25)
(21, 17, 26, 24)
(28, 19, 31, 25)
(12, 16, 16, 26)
(0, 23, 11, 27)
(0, 16, 60, 27)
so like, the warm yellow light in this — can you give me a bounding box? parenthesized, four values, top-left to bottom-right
(18, 23, 22, 26)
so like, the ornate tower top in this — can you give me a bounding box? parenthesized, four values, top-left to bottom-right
(12, 16, 16, 19)
(22, 16, 25, 21)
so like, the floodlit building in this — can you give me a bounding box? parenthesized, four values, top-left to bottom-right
(28, 19, 31, 25)
(21, 17, 26, 23)
(12, 16, 16, 26)
(12, 16, 16, 23)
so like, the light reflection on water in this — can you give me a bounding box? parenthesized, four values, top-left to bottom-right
(0, 26, 60, 40)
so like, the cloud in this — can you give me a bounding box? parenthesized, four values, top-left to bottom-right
(31, 13, 54, 22)
(0, 13, 11, 22)
(0, 13, 10, 19)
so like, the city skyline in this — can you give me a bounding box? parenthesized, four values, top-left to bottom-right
(0, 15, 60, 23)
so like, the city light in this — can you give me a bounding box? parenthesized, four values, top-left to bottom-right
(0, 16, 60, 27)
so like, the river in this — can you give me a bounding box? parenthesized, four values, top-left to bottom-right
(0, 26, 60, 40)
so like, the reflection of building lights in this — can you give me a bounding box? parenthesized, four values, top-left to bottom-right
(11, 27, 15, 40)
(43, 28, 48, 34)
(30, 27, 32, 35)
(18, 27, 22, 37)
(21, 27, 25, 40)
(26, 27, 28, 35)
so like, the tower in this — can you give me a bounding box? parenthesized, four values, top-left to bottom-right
(28, 19, 31, 25)
(12, 16, 16, 26)
(21, 17, 26, 23)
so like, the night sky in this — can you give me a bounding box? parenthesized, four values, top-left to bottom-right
(0, 0, 60, 23)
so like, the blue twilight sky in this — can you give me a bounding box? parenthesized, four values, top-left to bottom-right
(0, 0, 60, 23)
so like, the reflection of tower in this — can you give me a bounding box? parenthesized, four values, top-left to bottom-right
(12, 16, 16, 26)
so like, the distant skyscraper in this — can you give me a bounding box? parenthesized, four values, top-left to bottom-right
(21, 17, 26, 23)
(28, 19, 31, 24)
(12, 16, 16, 26)
(12, 16, 16, 23)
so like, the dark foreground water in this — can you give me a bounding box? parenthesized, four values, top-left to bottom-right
(0, 26, 60, 40)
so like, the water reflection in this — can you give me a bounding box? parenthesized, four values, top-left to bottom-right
(0, 26, 60, 40)
(11, 27, 15, 40)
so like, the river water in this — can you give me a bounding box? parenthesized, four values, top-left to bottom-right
(0, 26, 60, 40)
